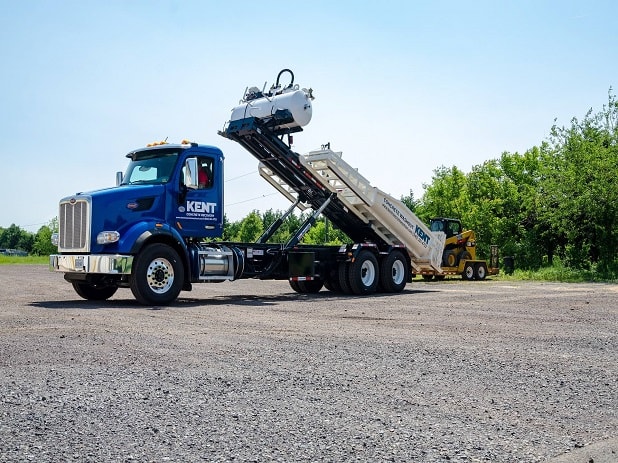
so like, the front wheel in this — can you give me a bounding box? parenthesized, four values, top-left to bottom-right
(72, 281, 118, 301)
(130, 243, 184, 306)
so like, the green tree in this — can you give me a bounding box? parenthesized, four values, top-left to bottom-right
(222, 214, 241, 241)
(0, 224, 33, 252)
(497, 147, 550, 269)
(539, 90, 618, 273)
(415, 166, 468, 223)
(32, 224, 58, 256)
(237, 211, 264, 242)
(400, 190, 419, 213)
(260, 208, 289, 243)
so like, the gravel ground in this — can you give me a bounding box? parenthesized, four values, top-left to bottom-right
(1, 265, 617, 462)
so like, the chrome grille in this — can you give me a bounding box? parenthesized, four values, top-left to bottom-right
(58, 198, 90, 252)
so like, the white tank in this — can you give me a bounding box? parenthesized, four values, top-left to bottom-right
(230, 85, 313, 130)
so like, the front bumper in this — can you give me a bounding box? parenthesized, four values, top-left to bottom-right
(50, 254, 133, 274)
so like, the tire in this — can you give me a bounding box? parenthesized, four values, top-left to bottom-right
(462, 262, 475, 281)
(434, 274, 446, 281)
(289, 280, 302, 293)
(130, 243, 183, 306)
(379, 251, 408, 293)
(443, 250, 457, 267)
(475, 262, 488, 280)
(323, 267, 342, 293)
(422, 274, 434, 282)
(338, 261, 353, 294)
(72, 281, 118, 301)
(298, 280, 324, 293)
(323, 277, 341, 293)
(348, 250, 379, 295)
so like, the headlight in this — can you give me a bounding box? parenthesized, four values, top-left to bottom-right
(51, 233, 59, 246)
(97, 231, 120, 244)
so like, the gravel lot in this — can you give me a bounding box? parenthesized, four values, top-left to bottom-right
(1, 265, 617, 462)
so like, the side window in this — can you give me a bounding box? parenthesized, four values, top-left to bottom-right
(448, 221, 461, 236)
(181, 156, 214, 189)
(197, 157, 213, 189)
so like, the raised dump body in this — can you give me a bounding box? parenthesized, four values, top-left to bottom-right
(223, 113, 444, 274)
(259, 148, 444, 273)
(299, 149, 445, 273)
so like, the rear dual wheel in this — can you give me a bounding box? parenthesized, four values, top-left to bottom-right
(348, 250, 379, 295)
(338, 250, 406, 295)
(338, 260, 354, 294)
(379, 250, 408, 293)
(289, 279, 324, 293)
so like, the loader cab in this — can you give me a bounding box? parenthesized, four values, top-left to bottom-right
(430, 218, 462, 238)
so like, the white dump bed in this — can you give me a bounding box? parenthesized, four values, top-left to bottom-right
(261, 148, 445, 273)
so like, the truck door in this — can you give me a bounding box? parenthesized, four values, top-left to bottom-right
(174, 155, 223, 238)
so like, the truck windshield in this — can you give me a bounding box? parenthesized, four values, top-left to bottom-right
(122, 150, 180, 185)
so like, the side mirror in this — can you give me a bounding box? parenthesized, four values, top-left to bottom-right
(116, 171, 123, 186)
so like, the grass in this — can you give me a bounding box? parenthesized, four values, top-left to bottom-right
(496, 263, 617, 283)
(0, 255, 49, 265)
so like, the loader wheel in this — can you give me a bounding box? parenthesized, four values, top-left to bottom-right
(348, 250, 379, 295)
(72, 281, 118, 301)
(459, 251, 472, 264)
(475, 262, 488, 280)
(130, 243, 183, 306)
(443, 250, 457, 267)
(462, 262, 475, 281)
(379, 251, 408, 293)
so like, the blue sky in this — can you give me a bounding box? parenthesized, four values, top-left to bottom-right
(1, 1, 616, 232)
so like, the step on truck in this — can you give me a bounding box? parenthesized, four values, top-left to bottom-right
(50, 69, 445, 305)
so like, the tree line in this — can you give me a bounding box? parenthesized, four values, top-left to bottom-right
(221, 209, 350, 245)
(403, 89, 617, 277)
(0, 219, 57, 256)
(6, 91, 616, 278)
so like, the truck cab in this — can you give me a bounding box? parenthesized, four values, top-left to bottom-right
(120, 143, 224, 240)
(50, 142, 226, 303)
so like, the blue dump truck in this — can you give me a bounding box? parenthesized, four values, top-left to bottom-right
(50, 70, 446, 305)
